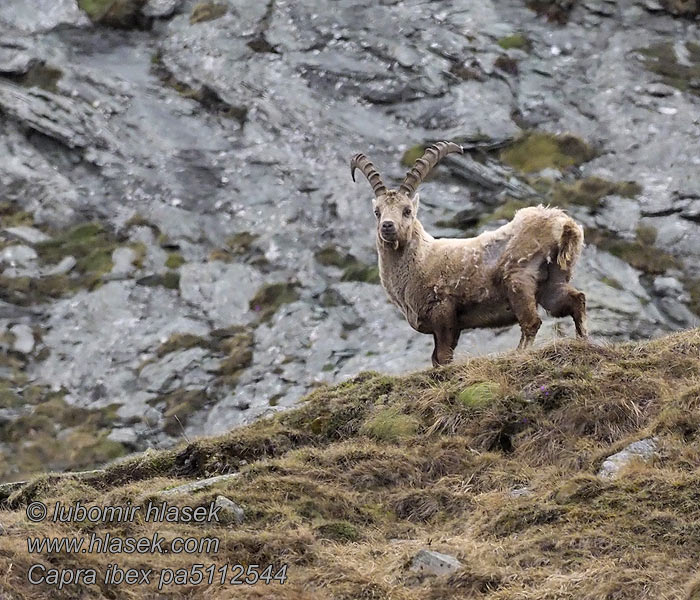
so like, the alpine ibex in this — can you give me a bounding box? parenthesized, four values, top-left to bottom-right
(351, 141, 588, 366)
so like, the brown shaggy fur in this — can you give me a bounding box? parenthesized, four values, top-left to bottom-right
(372, 191, 587, 366)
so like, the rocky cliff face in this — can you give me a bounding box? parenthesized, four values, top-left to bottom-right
(0, 0, 698, 480)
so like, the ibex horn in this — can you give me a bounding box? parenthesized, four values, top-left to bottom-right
(350, 153, 388, 198)
(399, 141, 463, 198)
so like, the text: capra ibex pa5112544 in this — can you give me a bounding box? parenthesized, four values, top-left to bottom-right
(350, 142, 588, 367)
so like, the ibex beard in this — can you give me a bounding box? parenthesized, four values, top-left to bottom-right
(351, 142, 588, 367)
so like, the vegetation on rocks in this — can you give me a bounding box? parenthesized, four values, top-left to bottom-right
(0, 378, 127, 482)
(315, 246, 381, 284)
(2, 62, 63, 93)
(1, 329, 699, 598)
(189, 2, 228, 25)
(527, 0, 699, 22)
(586, 226, 681, 275)
(638, 41, 700, 97)
(78, 0, 148, 28)
(249, 282, 300, 322)
(498, 33, 531, 51)
(0, 221, 138, 306)
(500, 131, 595, 173)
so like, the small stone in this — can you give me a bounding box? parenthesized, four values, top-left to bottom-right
(10, 324, 34, 354)
(410, 550, 463, 576)
(658, 106, 678, 115)
(598, 438, 657, 479)
(142, 0, 181, 18)
(160, 473, 239, 497)
(646, 83, 675, 97)
(537, 168, 563, 181)
(510, 486, 532, 498)
(642, 0, 664, 11)
(111, 247, 138, 276)
(107, 428, 138, 445)
(44, 255, 77, 276)
(653, 276, 684, 298)
(0, 245, 38, 265)
(680, 199, 700, 222)
(214, 495, 244, 524)
(3, 226, 50, 245)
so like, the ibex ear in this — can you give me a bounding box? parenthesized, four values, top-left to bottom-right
(412, 193, 420, 214)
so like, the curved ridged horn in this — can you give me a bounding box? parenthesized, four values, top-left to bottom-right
(399, 141, 463, 198)
(350, 153, 388, 198)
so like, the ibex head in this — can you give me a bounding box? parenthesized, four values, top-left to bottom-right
(351, 142, 463, 249)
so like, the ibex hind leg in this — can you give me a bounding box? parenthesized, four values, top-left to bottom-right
(537, 265, 588, 339)
(505, 275, 542, 350)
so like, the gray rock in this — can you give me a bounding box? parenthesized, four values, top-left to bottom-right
(598, 438, 658, 479)
(0, 244, 38, 266)
(10, 324, 35, 354)
(681, 199, 700, 223)
(107, 427, 139, 446)
(214, 495, 244, 524)
(410, 550, 463, 576)
(653, 276, 686, 299)
(111, 247, 138, 277)
(3, 226, 50, 245)
(160, 473, 239, 497)
(138, 347, 211, 393)
(0, 0, 90, 33)
(645, 82, 676, 97)
(179, 263, 263, 327)
(642, 0, 664, 11)
(44, 255, 77, 276)
(510, 486, 532, 498)
(142, 0, 181, 18)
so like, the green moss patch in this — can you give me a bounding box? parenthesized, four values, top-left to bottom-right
(149, 388, 209, 436)
(401, 144, 427, 168)
(36, 222, 115, 285)
(638, 42, 700, 96)
(586, 226, 681, 275)
(315, 246, 380, 284)
(190, 2, 228, 24)
(552, 177, 642, 210)
(165, 252, 185, 269)
(362, 407, 420, 442)
(214, 326, 254, 381)
(458, 382, 499, 409)
(0, 221, 131, 305)
(315, 521, 360, 542)
(249, 282, 300, 321)
(498, 33, 530, 51)
(500, 131, 595, 173)
(0, 387, 127, 483)
(78, 0, 148, 28)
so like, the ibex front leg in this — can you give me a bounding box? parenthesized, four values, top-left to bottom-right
(431, 321, 461, 367)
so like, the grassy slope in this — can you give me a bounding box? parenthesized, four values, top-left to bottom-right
(1, 329, 699, 599)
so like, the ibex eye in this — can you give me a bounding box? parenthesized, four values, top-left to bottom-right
(403, 208, 411, 217)
(374, 209, 380, 218)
